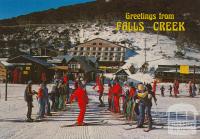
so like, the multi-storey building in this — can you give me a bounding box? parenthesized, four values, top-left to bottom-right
(67, 38, 126, 66)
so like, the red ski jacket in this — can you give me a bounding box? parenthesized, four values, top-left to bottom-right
(70, 87, 89, 106)
(37, 87, 43, 99)
(129, 87, 136, 98)
(112, 83, 122, 96)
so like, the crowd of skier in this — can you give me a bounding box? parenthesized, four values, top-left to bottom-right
(24, 74, 200, 132)
(93, 75, 157, 132)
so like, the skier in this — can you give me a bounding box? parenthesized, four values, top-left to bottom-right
(122, 82, 129, 115)
(24, 81, 35, 122)
(43, 82, 51, 116)
(70, 82, 89, 126)
(63, 74, 68, 84)
(41, 72, 46, 82)
(93, 75, 105, 107)
(49, 80, 59, 112)
(135, 83, 156, 132)
(112, 79, 122, 113)
(37, 83, 46, 120)
(173, 79, 179, 97)
(169, 85, 172, 96)
(160, 85, 165, 97)
(152, 79, 157, 96)
(66, 81, 70, 104)
(55, 80, 61, 111)
(135, 83, 146, 128)
(192, 83, 197, 97)
(126, 83, 136, 120)
(108, 83, 113, 110)
(188, 81, 193, 97)
(63, 74, 70, 104)
(58, 80, 67, 111)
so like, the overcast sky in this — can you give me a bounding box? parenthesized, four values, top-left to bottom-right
(0, 0, 95, 19)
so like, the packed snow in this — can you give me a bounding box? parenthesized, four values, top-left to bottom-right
(0, 83, 200, 139)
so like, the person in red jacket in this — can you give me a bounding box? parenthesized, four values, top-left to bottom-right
(129, 86, 136, 98)
(152, 79, 157, 96)
(173, 79, 179, 97)
(93, 75, 105, 107)
(70, 82, 89, 126)
(41, 72, 46, 82)
(37, 83, 45, 120)
(112, 80, 122, 113)
(63, 74, 68, 84)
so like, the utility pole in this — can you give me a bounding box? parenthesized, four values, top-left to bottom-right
(157, 30, 159, 45)
(144, 38, 147, 63)
(157, 21, 159, 45)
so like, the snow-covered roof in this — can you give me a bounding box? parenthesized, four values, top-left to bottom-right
(7, 55, 52, 67)
(0, 61, 13, 67)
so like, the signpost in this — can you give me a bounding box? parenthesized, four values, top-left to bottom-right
(180, 65, 189, 74)
(193, 65, 196, 83)
(5, 68, 8, 101)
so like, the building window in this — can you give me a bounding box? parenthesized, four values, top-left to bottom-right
(87, 47, 90, 50)
(80, 47, 84, 51)
(98, 52, 101, 56)
(105, 52, 108, 55)
(75, 47, 78, 50)
(116, 57, 121, 61)
(118, 47, 121, 51)
(69, 63, 80, 70)
(111, 48, 114, 51)
(80, 52, 83, 55)
(92, 52, 96, 55)
(99, 43, 102, 45)
(105, 47, 108, 51)
(93, 47, 96, 51)
(98, 48, 102, 51)
(93, 43, 96, 45)
(74, 52, 77, 55)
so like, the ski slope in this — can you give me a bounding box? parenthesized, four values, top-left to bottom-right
(0, 84, 200, 139)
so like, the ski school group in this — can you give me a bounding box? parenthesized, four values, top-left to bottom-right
(23, 74, 198, 132)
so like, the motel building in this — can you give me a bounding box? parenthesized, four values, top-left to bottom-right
(67, 38, 130, 72)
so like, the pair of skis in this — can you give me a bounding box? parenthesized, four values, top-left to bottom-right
(60, 120, 108, 127)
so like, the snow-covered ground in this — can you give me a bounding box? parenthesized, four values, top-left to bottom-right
(0, 83, 200, 139)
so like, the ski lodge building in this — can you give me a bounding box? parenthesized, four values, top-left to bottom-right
(67, 38, 127, 67)
(48, 55, 98, 81)
(155, 65, 200, 83)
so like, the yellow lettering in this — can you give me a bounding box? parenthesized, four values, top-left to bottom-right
(179, 22, 185, 31)
(153, 22, 159, 31)
(116, 22, 122, 30)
